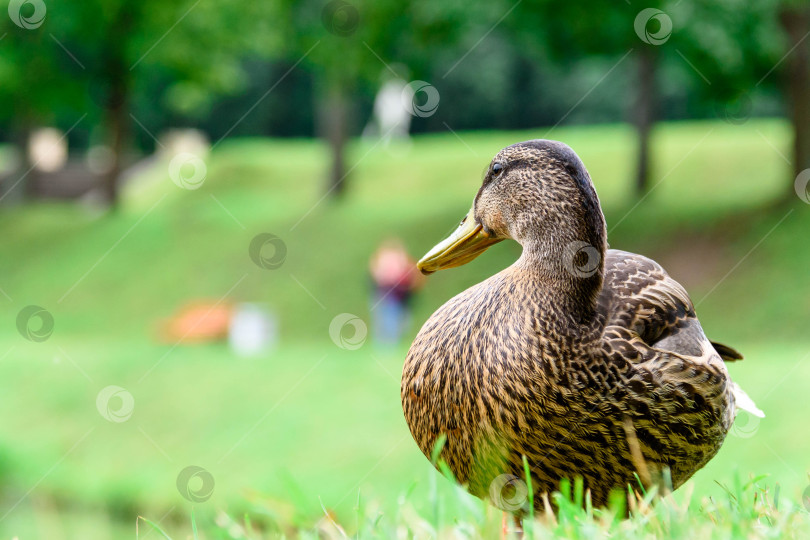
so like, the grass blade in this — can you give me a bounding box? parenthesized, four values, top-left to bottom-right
(136, 516, 173, 540)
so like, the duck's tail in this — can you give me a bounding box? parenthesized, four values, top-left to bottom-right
(711, 341, 743, 362)
(710, 341, 764, 418)
(731, 382, 765, 418)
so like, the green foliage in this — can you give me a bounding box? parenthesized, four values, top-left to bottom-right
(0, 0, 795, 143)
(0, 0, 281, 130)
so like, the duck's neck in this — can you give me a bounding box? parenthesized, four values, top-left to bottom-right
(513, 237, 605, 342)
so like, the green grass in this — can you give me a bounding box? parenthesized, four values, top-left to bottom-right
(133, 475, 810, 539)
(0, 119, 809, 537)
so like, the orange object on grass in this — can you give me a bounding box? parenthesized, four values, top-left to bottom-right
(156, 302, 234, 343)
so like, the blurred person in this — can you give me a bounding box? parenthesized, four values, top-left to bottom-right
(369, 238, 422, 345)
(362, 67, 412, 145)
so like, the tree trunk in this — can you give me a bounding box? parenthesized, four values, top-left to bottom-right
(779, 6, 810, 190)
(632, 47, 657, 195)
(99, 4, 137, 211)
(16, 124, 40, 201)
(318, 84, 350, 197)
(102, 75, 128, 210)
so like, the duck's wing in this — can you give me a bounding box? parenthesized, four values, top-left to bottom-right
(597, 249, 762, 418)
(599, 249, 700, 352)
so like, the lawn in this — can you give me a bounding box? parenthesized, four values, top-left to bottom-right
(0, 118, 808, 537)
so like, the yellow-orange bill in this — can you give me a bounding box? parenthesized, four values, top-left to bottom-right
(417, 207, 502, 275)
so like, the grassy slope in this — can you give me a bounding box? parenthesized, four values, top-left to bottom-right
(0, 119, 809, 537)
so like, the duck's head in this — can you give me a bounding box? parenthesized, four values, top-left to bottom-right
(417, 140, 607, 278)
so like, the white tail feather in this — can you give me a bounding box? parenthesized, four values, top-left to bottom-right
(731, 382, 764, 418)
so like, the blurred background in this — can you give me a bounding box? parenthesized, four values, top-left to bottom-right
(1, 0, 809, 537)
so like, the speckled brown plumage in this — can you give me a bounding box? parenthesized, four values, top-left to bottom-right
(401, 140, 761, 511)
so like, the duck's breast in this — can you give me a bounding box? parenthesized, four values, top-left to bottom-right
(401, 272, 545, 487)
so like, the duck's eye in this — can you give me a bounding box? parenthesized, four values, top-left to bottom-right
(492, 162, 504, 175)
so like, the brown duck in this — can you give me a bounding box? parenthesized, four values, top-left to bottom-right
(401, 140, 762, 511)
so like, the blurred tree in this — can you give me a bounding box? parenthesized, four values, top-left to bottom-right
(273, 0, 471, 197)
(669, 0, 807, 198)
(509, 0, 669, 195)
(509, 0, 807, 197)
(778, 2, 810, 184)
(82, 0, 280, 208)
(0, 4, 85, 199)
(273, 0, 372, 197)
(1, 0, 280, 208)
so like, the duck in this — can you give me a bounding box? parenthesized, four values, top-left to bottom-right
(401, 139, 763, 511)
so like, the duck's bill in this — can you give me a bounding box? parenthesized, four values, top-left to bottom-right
(417, 208, 502, 275)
